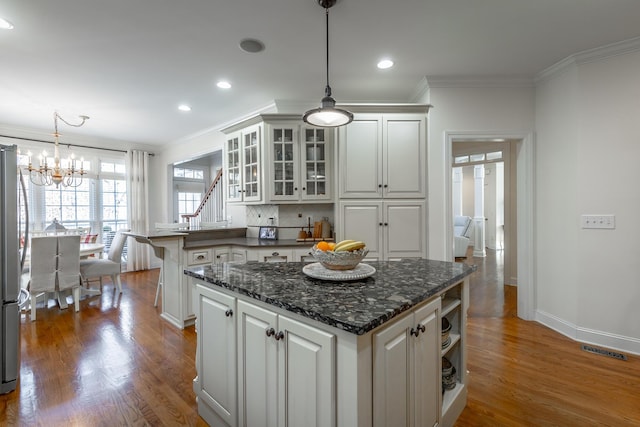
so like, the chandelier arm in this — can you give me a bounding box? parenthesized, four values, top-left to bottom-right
(55, 111, 89, 128)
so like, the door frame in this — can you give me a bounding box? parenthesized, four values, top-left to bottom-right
(445, 131, 535, 321)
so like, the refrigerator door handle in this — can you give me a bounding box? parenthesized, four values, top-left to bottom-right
(18, 169, 28, 274)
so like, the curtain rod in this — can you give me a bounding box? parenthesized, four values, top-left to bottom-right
(0, 134, 155, 156)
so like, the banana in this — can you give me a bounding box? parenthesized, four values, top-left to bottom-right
(333, 239, 357, 251)
(335, 241, 366, 252)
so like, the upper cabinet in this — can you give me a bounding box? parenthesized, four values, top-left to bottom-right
(225, 123, 263, 203)
(338, 112, 427, 199)
(267, 123, 332, 203)
(223, 115, 333, 205)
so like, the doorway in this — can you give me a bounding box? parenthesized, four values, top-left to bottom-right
(445, 131, 535, 321)
(452, 139, 516, 286)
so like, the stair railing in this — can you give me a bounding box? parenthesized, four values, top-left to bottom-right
(181, 168, 224, 229)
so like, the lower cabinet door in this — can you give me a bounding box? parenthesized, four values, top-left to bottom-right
(373, 297, 441, 427)
(238, 301, 336, 427)
(278, 315, 336, 427)
(195, 285, 237, 427)
(373, 313, 414, 427)
(412, 298, 441, 427)
(237, 301, 279, 427)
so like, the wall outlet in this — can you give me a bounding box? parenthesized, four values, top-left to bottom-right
(581, 214, 615, 229)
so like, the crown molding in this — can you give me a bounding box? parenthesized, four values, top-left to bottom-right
(425, 75, 534, 89)
(535, 36, 640, 83)
(410, 77, 430, 102)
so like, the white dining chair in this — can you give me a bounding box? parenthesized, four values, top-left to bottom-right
(28, 236, 58, 320)
(80, 229, 129, 293)
(56, 235, 82, 313)
(28, 235, 82, 320)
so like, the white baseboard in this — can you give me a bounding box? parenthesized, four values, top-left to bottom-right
(536, 310, 640, 356)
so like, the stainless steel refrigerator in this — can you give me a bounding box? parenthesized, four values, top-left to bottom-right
(1, 143, 27, 394)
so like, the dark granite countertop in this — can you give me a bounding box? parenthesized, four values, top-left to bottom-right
(183, 237, 313, 249)
(184, 259, 476, 335)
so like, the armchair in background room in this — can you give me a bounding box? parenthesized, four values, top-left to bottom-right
(454, 215, 473, 258)
(80, 229, 129, 293)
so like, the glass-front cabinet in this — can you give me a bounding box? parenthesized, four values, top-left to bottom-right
(223, 115, 332, 205)
(302, 127, 329, 200)
(224, 123, 262, 203)
(267, 121, 332, 203)
(242, 126, 261, 202)
(271, 125, 298, 200)
(226, 134, 241, 202)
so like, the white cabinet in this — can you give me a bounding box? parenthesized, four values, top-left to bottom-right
(190, 275, 469, 426)
(237, 300, 336, 427)
(256, 248, 293, 263)
(266, 122, 332, 203)
(225, 124, 262, 203)
(186, 248, 213, 266)
(223, 115, 333, 205)
(338, 113, 426, 199)
(373, 297, 441, 427)
(339, 200, 426, 260)
(193, 284, 237, 427)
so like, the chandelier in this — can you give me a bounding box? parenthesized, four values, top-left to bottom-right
(26, 111, 89, 188)
(302, 0, 353, 128)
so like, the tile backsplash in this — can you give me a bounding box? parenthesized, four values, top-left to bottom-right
(246, 204, 334, 239)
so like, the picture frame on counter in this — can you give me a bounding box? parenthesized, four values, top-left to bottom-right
(259, 226, 278, 240)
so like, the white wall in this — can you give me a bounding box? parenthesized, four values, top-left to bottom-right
(536, 49, 640, 353)
(149, 128, 227, 225)
(421, 83, 535, 261)
(534, 64, 581, 329)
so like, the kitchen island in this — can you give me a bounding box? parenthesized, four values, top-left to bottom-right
(185, 259, 475, 427)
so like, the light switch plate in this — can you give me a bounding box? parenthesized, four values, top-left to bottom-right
(581, 215, 615, 229)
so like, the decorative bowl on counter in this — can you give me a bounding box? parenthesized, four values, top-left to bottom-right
(310, 245, 369, 270)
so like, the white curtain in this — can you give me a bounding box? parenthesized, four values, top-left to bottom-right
(126, 149, 151, 271)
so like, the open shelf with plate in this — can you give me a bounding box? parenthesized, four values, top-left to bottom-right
(440, 278, 469, 426)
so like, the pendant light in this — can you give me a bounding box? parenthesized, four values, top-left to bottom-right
(303, 0, 353, 128)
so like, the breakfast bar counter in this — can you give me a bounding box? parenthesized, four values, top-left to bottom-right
(185, 259, 475, 427)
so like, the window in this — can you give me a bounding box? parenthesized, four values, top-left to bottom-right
(17, 151, 128, 260)
(174, 167, 204, 180)
(177, 191, 201, 219)
(173, 165, 205, 221)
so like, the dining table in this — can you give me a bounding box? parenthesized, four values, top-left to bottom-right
(80, 242, 105, 258)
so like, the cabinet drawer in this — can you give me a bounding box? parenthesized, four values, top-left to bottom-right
(257, 249, 293, 263)
(187, 248, 213, 265)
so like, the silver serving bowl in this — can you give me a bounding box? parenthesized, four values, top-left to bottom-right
(310, 245, 369, 270)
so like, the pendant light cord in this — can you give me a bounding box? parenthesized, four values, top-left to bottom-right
(324, 6, 331, 97)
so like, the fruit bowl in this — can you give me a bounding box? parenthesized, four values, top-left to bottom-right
(310, 245, 368, 270)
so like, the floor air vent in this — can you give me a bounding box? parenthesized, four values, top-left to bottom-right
(581, 344, 627, 361)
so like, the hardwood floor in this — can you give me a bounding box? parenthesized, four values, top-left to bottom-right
(455, 248, 640, 427)
(1, 270, 206, 426)
(2, 254, 639, 426)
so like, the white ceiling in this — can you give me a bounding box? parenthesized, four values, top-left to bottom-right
(2, 0, 640, 146)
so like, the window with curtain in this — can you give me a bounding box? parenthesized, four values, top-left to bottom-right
(17, 153, 128, 254)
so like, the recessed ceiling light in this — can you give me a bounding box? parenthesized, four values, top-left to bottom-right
(239, 38, 265, 53)
(0, 18, 14, 29)
(377, 59, 394, 69)
(217, 81, 232, 89)
(178, 105, 191, 112)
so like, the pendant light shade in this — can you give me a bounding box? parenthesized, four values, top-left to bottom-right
(303, 0, 353, 128)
